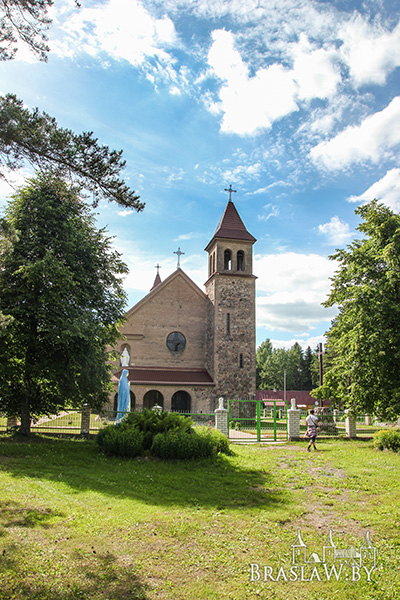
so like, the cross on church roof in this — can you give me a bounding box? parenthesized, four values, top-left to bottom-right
(155, 263, 161, 275)
(224, 184, 237, 201)
(174, 247, 185, 268)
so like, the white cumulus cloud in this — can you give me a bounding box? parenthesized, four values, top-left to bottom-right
(339, 17, 400, 87)
(347, 168, 400, 212)
(254, 252, 337, 332)
(207, 29, 298, 135)
(318, 216, 353, 245)
(291, 34, 341, 100)
(52, 0, 177, 66)
(310, 97, 400, 170)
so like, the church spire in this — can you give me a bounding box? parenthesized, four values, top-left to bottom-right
(205, 197, 256, 252)
(151, 264, 162, 291)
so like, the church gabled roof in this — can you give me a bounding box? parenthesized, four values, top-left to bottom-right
(124, 267, 208, 320)
(205, 200, 256, 251)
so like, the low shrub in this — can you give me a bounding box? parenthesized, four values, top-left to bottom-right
(373, 429, 400, 453)
(151, 429, 214, 460)
(151, 426, 234, 460)
(196, 426, 234, 456)
(96, 410, 233, 460)
(96, 424, 143, 458)
(119, 410, 193, 450)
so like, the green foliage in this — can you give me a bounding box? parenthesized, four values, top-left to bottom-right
(0, 94, 144, 209)
(120, 409, 193, 450)
(96, 411, 233, 460)
(0, 174, 129, 433)
(151, 427, 233, 460)
(202, 427, 234, 456)
(256, 339, 317, 390)
(373, 429, 400, 453)
(322, 200, 400, 418)
(97, 426, 144, 458)
(151, 429, 214, 460)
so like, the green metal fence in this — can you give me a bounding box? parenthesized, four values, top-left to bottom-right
(228, 399, 287, 442)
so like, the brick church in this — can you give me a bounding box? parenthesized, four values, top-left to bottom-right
(109, 194, 257, 413)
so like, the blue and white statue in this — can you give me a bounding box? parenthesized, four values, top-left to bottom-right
(115, 369, 130, 423)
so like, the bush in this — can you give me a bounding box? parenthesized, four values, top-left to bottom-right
(97, 410, 233, 460)
(119, 410, 193, 450)
(151, 426, 234, 460)
(151, 429, 214, 460)
(196, 426, 234, 456)
(373, 429, 400, 453)
(96, 424, 143, 458)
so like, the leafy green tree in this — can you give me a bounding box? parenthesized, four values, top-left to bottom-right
(321, 200, 400, 418)
(0, 173, 128, 434)
(0, 94, 144, 210)
(256, 340, 317, 391)
(302, 346, 314, 389)
(256, 338, 273, 388)
(0, 218, 17, 329)
(1, 3, 142, 210)
(287, 342, 307, 389)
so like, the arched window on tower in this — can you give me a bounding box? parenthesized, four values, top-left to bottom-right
(237, 250, 245, 271)
(224, 249, 232, 270)
(212, 252, 216, 273)
(209, 255, 212, 277)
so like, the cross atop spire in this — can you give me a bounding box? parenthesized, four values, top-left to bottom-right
(150, 263, 162, 291)
(174, 247, 185, 268)
(224, 184, 237, 201)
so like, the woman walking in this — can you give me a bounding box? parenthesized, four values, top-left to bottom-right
(305, 409, 319, 451)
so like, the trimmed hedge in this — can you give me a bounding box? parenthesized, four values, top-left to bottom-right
(373, 429, 400, 453)
(97, 425, 143, 458)
(96, 410, 233, 460)
(151, 427, 233, 460)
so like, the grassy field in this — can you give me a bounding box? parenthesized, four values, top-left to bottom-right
(0, 434, 398, 600)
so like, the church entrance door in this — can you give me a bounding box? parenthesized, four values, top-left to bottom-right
(171, 391, 191, 413)
(143, 390, 164, 410)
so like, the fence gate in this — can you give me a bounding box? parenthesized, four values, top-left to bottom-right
(227, 399, 287, 442)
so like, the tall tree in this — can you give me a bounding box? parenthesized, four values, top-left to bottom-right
(0, 173, 128, 434)
(320, 200, 400, 418)
(256, 338, 273, 388)
(0, 1, 143, 210)
(302, 346, 314, 389)
(0, 94, 144, 210)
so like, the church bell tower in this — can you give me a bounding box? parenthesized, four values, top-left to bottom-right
(205, 188, 256, 401)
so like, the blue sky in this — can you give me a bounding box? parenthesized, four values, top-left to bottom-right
(1, 0, 400, 350)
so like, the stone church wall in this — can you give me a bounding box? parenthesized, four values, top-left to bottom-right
(212, 276, 256, 399)
(117, 276, 210, 370)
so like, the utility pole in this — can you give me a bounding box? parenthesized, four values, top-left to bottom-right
(284, 369, 287, 408)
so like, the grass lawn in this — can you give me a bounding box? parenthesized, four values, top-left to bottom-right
(0, 435, 398, 600)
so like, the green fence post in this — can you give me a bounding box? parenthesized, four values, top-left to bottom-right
(256, 401, 261, 442)
(273, 401, 277, 441)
